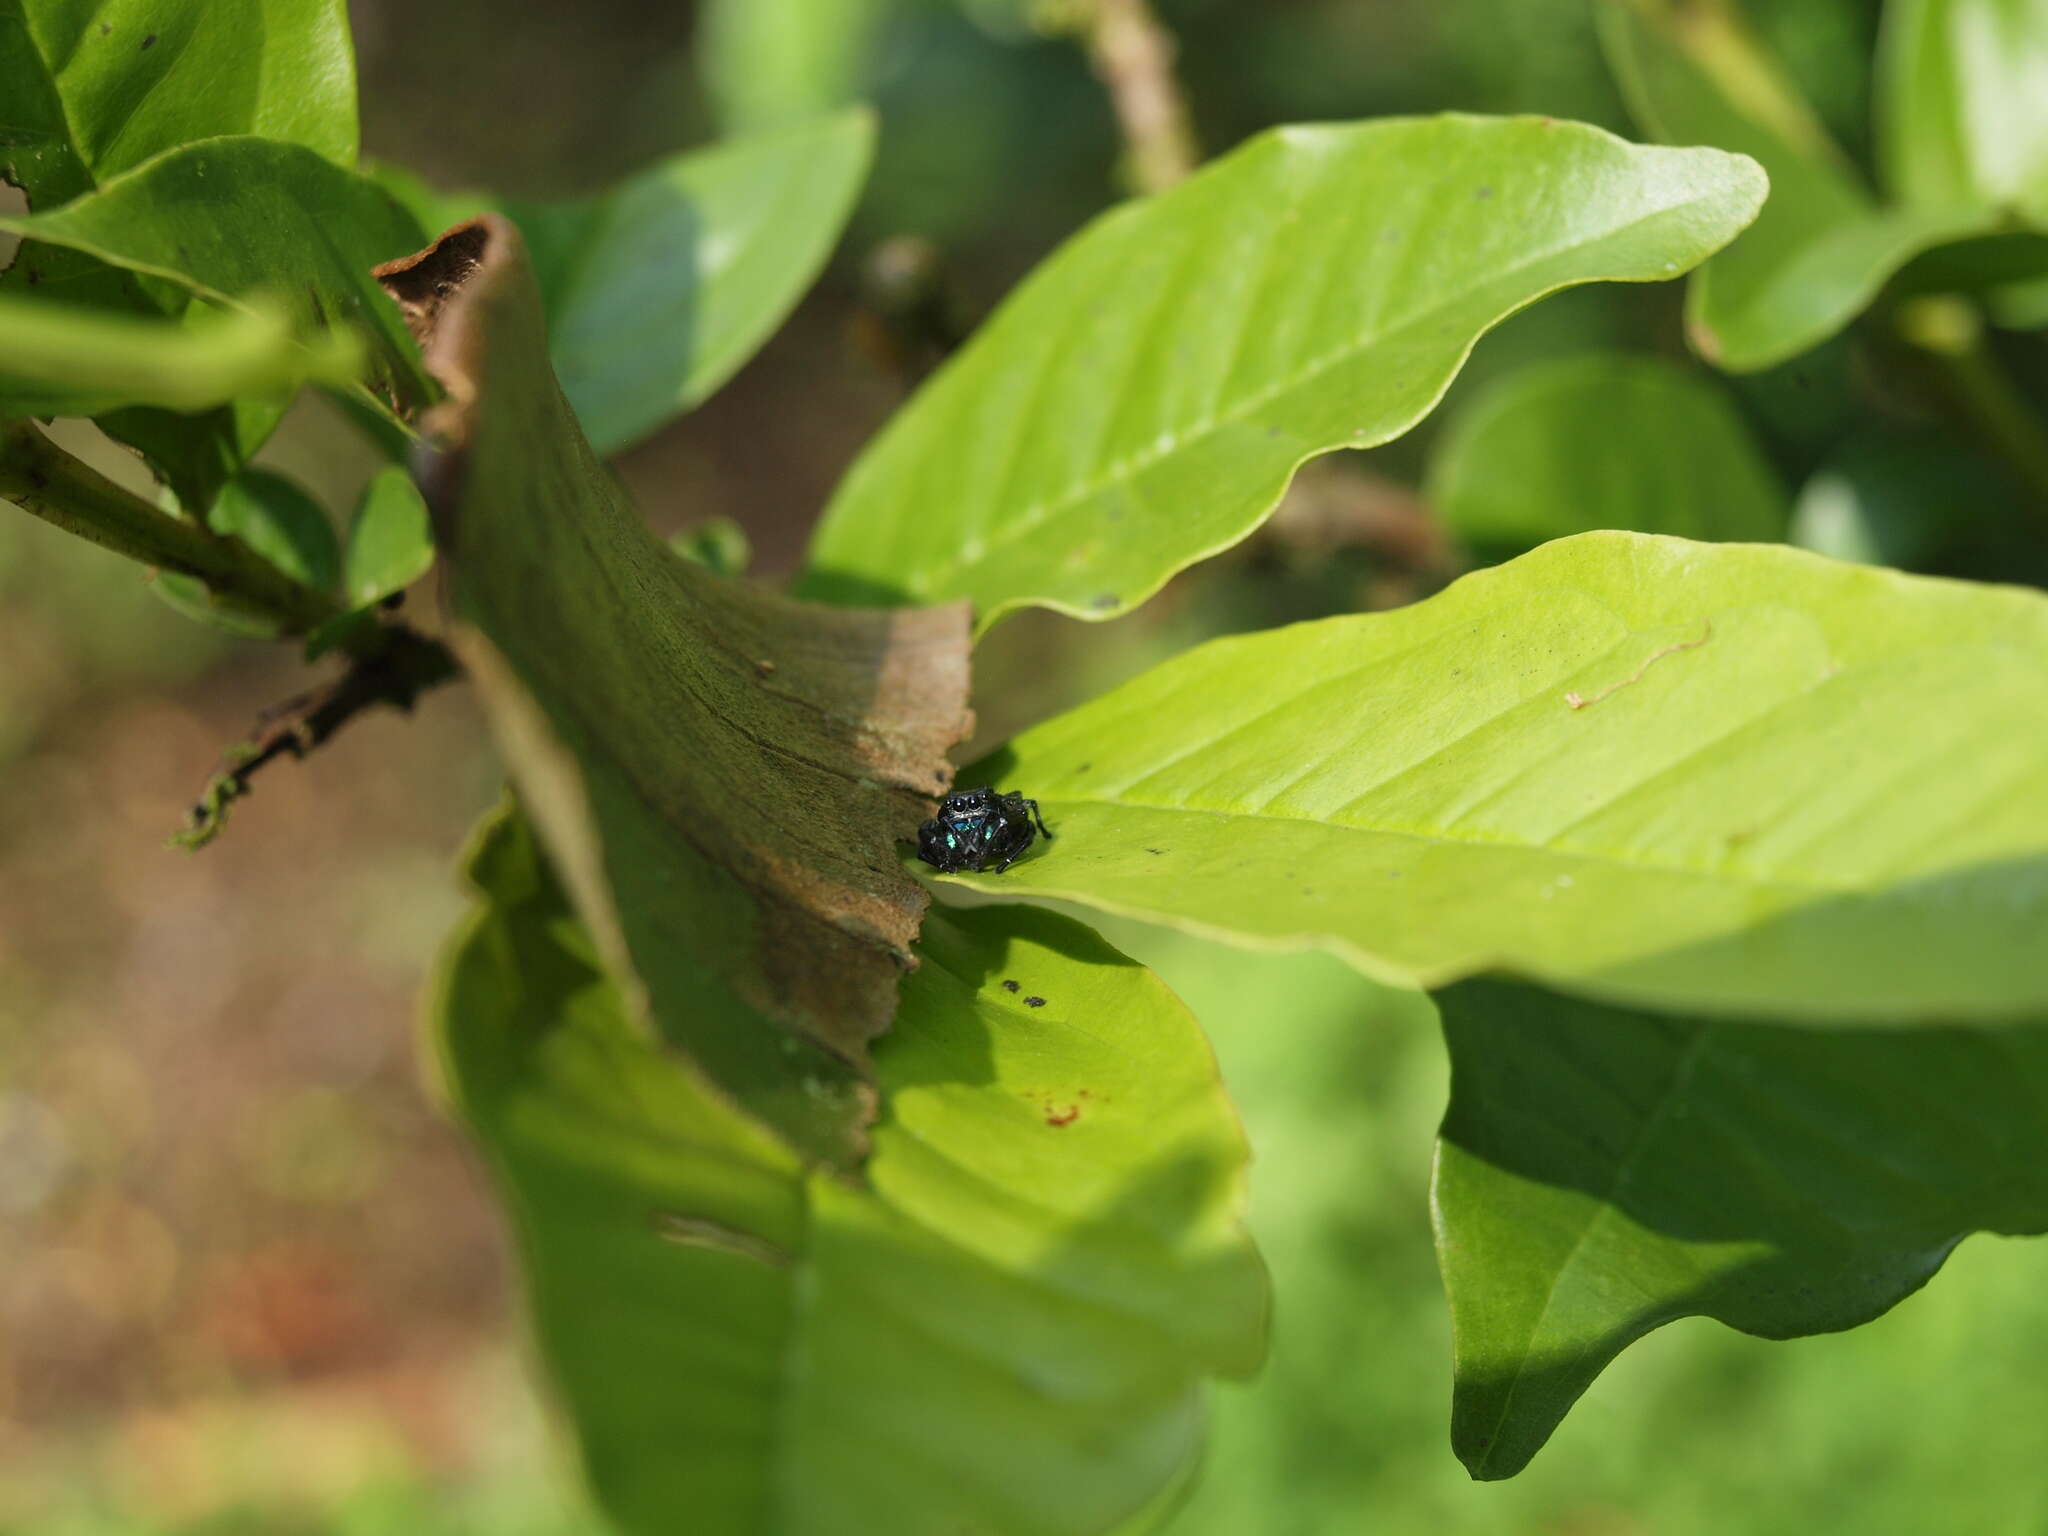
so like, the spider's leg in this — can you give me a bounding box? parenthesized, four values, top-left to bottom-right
(1024, 797, 1053, 840)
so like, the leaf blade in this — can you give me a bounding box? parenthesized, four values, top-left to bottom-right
(1600, 0, 1996, 370)
(1427, 351, 1788, 558)
(802, 115, 1765, 628)
(971, 532, 2048, 1022)
(436, 806, 1264, 1535)
(391, 215, 971, 1168)
(1434, 976, 2048, 1478)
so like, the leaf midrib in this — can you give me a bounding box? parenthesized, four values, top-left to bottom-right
(1032, 790, 1846, 898)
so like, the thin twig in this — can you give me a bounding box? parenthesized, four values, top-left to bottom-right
(173, 624, 460, 848)
(0, 422, 345, 634)
(1060, 0, 1201, 194)
(1895, 295, 2048, 518)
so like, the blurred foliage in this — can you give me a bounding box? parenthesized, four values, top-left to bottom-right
(8, 0, 2048, 1530)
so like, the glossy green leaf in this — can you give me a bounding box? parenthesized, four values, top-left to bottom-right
(435, 806, 1264, 1535)
(394, 215, 971, 1168)
(802, 116, 1765, 630)
(1880, 0, 2048, 223)
(0, 137, 429, 411)
(0, 293, 362, 417)
(966, 531, 2048, 1023)
(1600, 0, 1988, 371)
(698, 0, 895, 132)
(372, 113, 873, 455)
(0, 0, 357, 207)
(155, 466, 340, 636)
(1434, 976, 2048, 1479)
(1427, 352, 1787, 559)
(342, 463, 434, 608)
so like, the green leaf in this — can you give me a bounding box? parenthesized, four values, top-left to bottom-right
(155, 465, 340, 636)
(0, 136, 432, 412)
(698, 0, 895, 133)
(0, 0, 357, 207)
(1600, 0, 1991, 371)
(1, 0, 364, 509)
(1879, 0, 2048, 223)
(0, 292, 362, 417)
(800, 115, 1765, 630)
(965, 531, 2048, 1023)
(1434, 976, 2048, 1479)
(436, 805, 1264, 1535)
(342, 463, 434, 607)
(536, 110, 875, 454)
(369, 113, 874, 455)
(394, 215, 971, 1169)
(1427, 352, 1787, 559)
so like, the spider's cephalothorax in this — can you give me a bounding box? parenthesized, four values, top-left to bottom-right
(916, 786, 1053, 874)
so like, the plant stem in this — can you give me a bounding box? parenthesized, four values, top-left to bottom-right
(1895, 295, 2048, 515)
(1064, 0, 1200, 194)
(0, 420, 343, 633)
(174, 623, 461, 848)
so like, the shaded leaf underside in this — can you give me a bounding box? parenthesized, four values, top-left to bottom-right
(1434, 976, 2048, 1478)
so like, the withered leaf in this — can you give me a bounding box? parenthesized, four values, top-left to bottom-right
(381, 217, 972, 1168)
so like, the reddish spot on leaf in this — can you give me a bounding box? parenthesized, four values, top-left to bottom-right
(1045, 1104, 1080, 1128)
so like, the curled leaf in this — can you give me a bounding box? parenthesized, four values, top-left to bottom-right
(383, 218, 973, 1167)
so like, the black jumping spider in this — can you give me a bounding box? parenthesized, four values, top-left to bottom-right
(917, 787, 1052, 873)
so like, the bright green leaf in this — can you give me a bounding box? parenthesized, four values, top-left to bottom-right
(1427, 352, 1787, 559)
(0, 136, 432, 412)
(342, 463, 434, 607)
(1880, 0, 2048, 223)
(155, 465, 340, 635)
(0, 0, 357, 207)
(1434, 976, 2048, 1479)
(698, 0, 896, 133)
(396, 214, 971, 1168)
(1600, 0, 1990, 371)
(965, 531, 2048, 1023)
(436, 805, 1264, 1535)
(801, 115, 1765, 630)
(0, 293, 362, 417)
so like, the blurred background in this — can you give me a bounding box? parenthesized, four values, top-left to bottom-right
(7, 0, 2048, 1531)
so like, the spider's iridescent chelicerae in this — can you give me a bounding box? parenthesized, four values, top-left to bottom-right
(916, 786, 1052, 873)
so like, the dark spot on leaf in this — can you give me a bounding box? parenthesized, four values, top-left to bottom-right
(1091, 593, 1119, 611)
(25, 268, 39, 285)
(1075, 762, 1092, 774)
(1001, 979, 1020, 993)
(98, 21, 110, 33)
(1045, 1104, 1080, 1128)
(141, 32, 156, 48)
(1023, 996, 1046, 1008)
(1473, 184, 1494, 200)
(28, 469, 48, 490)
(1145, 847, 1165, 855)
